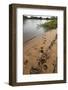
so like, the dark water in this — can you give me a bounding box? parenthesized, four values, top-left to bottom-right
(23, 19, 47, 43)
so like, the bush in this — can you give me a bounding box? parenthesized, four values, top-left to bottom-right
(41, 17, 57, 30)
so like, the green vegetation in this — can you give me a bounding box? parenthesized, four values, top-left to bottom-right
(41, 17, 57, 30)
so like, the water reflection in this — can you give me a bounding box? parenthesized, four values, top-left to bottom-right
(23, 19, 47, 43)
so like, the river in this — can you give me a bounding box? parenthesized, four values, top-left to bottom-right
(23, 19, 47, 43)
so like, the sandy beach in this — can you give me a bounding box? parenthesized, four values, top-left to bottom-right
(23, 29, 57, 74)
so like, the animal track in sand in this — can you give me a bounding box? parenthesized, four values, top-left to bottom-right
(30, 66, 41, 74)
(42, 63, 48, 70)
(40, 49, 44, 53)
(40, 47, 43, 49)
(24, 60, 28, 65)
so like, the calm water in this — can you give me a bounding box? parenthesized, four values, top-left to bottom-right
(23, 19, 47, 43)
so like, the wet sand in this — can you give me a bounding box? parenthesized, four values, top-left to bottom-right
(23, 29, 57, 74)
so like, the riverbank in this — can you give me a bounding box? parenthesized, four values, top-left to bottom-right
(23, 29, 57, 74)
